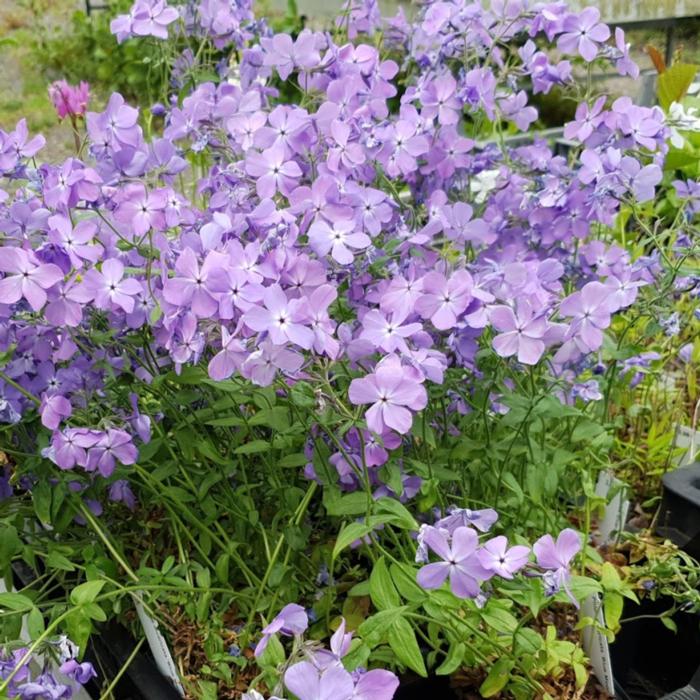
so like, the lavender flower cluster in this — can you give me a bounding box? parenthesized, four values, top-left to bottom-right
(0, 0, 679, 499)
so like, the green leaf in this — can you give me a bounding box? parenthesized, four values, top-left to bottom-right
(373, 498, 418, 530)
(359, 607, 407, 646)
(215, 554, 230, 584)
(603, 591, 623, 632)
(370, 557, 401, 611)
(571, 420, 606, 442)
(658, 63, 699, 111)
(234, 440, 270, 454)
(325, 492, 369, 517)
(600, 562, 622, 591)
(480, 658, 514, 697)
(390, 563, 427, 603)
(482, 607, 518, 634)
(436, 642, 465, 675)
(27, 607, 45, 639)
(0, 592, 34, 612)
(249, 406, 290, 431)
(277, 453, 309, 468)
(65, 609, 92, 656)
(333, 522, 373, 560)
(205, 416, 245, 428)
(46, 550, 77, 572)
(32, 481, 52, 524)
(70, 580, 106, 606)
(388, 617, 427, 677)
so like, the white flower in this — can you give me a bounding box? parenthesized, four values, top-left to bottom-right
(470, 168, 500, 203)
(668, 101, 700, 148)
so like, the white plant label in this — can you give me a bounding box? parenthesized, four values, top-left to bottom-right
(595, 471, 630, 544)
(133, 596, 185, 696)
(581, 595, 616, 696)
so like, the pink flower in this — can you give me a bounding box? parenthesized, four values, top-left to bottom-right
(48, 81, 90, 121)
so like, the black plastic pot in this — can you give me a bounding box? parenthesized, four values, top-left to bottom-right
(395, 674, 458, 699)
(610, 594, 700, 699)
(657, 462, 700, 559)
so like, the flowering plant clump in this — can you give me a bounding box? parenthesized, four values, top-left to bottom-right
(0, 0, 699, 697)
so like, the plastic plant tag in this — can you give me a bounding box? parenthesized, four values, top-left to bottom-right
(595, 471, 630, 544)
(580, 472, 631, 694)
(133, 595, 185, 696)
(581, 595, 615, 696)
(674, 424, 700, 467)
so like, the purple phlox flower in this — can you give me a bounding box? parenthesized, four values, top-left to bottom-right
(162, 248, 229, 318)
(416, 525, 492, 598)
(169, 312, 205, 369)
(498, 90, 538, 131)
(346, 184, 393, 236)
(680, 343, 694, 364)
(128, 393, 151, 444)
(348, 353, 427, 435)
(614, 28, 639, 79)
(564, 95, 606, 142)
(285, 660, 399, 700)
(379, 270, 424, 318)
(308, 218, 371, 265)
(45, 428, 100, 470)
(241, 340, 304, 387)
(246, 142, 302, 198)
(314, 618, 353, 669)
(572, 379, 603, 401)
(133, 0, 179, 39)
(360, 308, 422, 353)
(243, 284, 314, 349)
(0, 248, 63, 311)
(421, 73, 461, 125)
(434, 506, 499, 534)
(48, 80, 90, 120)
(40, 393, 72, 430)
(416, 270, 474, 331)
(0, 119, 45, 171)
(352, 668, 400, 700)
(327, 119, 366, 173)
(533, 528, 582, 607)
(86, 428, 138, 477)
(47, 215, 100, 269)
(581, 240, 627, 277)
(208, 326, 247, 380)
(260, 30, 321, 81)
(285, 662, 354, 700)
(59, 659, 97, 685)
(557, 8, 610, 62)
(16, 672, 72, 699)
(113, 183, 168, 236)
(605, 268, 647, 310)
(303, 284, 340, 358)
(109, 479, 137, 510)
(0, 647, 30, 685)
(477, 535, 530, 579)
(614, 98, 664, 151)
(254, 603, 308, 658)
(378, 118, 429, 177)
(87, 93, 140, 150)
(489, 300, 548, 365)
(559, 281, 616, 352)
(79, 258, 142, 314)
(620, 157, 662, 203)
